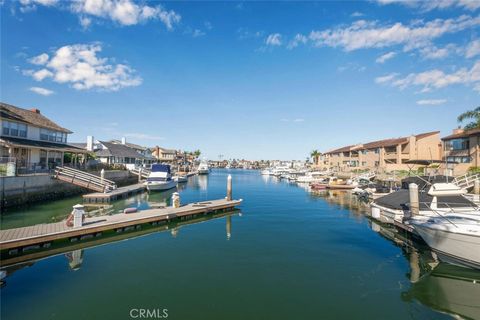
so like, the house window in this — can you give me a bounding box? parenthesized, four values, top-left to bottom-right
(40, 129, 67, 143)
(447, 156, 471, 163)
(374, 148, 380, 154)
(445, 138, 469, 151)
(2, 120, 27, 137)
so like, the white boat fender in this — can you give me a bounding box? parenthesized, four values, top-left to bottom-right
(371, 207, 381, 219)
(124, 208, 138, 214)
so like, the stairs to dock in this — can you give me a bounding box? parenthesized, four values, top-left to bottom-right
(453, 172, 480, 189)
(54, 166, 117, 193)
(129, 167, 150, 179)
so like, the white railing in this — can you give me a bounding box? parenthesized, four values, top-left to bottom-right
(54, 166, 117, 193)
(453, 173, 480, 189)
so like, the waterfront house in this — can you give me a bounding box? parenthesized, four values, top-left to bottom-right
(152, 146, 177, 163)
(89, 139, 145, 169)
(0, 102, 86, 175)
(110, 138, 156, 166)
(323, 131, 441, 172)
(441, 128, 480, 176)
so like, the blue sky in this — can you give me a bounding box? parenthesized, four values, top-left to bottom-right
(1, 0, 479, 160)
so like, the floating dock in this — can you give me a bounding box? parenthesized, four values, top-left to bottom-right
(0, 198, 242, 253)
(82, 183, 146, 203)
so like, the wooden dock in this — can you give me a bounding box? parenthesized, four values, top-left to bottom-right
(83, 183, 146, 203)
(0, 198, 242, 252)
(0, 210, 238, 268)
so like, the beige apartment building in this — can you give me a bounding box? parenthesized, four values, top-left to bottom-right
(323, 131, 441, 172)
(441, 128, 480, 176)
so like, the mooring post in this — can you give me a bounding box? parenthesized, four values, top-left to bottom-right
(227, 174, 232, 201)
(474, 179, 480, 203)
(100, 169, 105, 184)
(409, 183, 419, 216)
(138, 168, 143, 183)
(172, 192, 180, 208)
(72, 204, 85, 228)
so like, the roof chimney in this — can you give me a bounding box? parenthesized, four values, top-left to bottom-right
(30, 108, 41, 114)
(87, 136, 94, 152)
(121, 137, 126, 145)
(453, 128, 465, 135)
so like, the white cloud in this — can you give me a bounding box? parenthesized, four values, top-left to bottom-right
(20, 0, 58, 6)
(351, 11, 364, 17)
(375, 73, 398, 84)
(70, 0, 181, 29)
(192, 29, 205, 37)
(18, 0, 181, 29)
(377, 60, 480, 92)
(419, 45, 455, 59)
(266, 33, 282, 46)
(287, 34, 308, 49)
(416, 99, 447, 105)
(28, 53, 49, 65)
(376, 0, 480, 11)
(25, 43, 142, 91)
(79, 16, 92, 29)
(32, 68, 53, 81)
(376, 51, 396, 63)
(466, 39, 480, 58)
(29, 86, 54, 96)
(298, 15, 480, 52)
(293, 118, 305, 122)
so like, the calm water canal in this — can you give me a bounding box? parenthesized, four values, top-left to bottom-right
(1, 169, 479, 320)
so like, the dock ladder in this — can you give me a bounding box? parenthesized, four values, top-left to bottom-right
(54, 166, 117, 193)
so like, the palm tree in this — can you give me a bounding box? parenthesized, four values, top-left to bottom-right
(458, 107, 480, 130)
(194, 150, 201, 158)
(310, 150, 320, 165)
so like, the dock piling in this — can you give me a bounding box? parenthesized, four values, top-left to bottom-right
(172, 192, 180, 208)
(73, 204, 85, 228)
(138, 168, 143, 183)
(409, 183, 419, 216)
(227, 174, 232, 201)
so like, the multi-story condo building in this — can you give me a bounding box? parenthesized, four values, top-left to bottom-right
(441, 128, 480, 176)
(0, 102, 85, 173)
(323, 131, 441, 172)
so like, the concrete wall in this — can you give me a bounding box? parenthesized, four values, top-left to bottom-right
(0, 170, 138, 209)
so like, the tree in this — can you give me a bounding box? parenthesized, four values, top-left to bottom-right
(194, 150, 201, 158)
(310, 150, 320, 165)
(458, 107, 480, 130)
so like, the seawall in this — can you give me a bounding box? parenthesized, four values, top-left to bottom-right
(0, 170, 139, 210)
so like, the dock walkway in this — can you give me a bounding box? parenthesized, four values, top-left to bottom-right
(0, 198, 242, 251)
(83, 183, 146, 203)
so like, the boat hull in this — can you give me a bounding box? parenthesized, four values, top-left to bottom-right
(412, 222, 480, 269)
(198, 169, 209, 175)
(146, 180, 177, 191)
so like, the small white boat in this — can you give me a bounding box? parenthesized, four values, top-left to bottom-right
(371, 182, 473, 225)
(174, 175, 188, 183)
(410, 213, 480, 269)
(261, 169, 272, 175)
(145, 164, 177, 191)
(198, 161, 210, 175)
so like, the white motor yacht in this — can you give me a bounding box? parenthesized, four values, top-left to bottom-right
(198, 161, 210, 175)
(410, 213, 480, 269)
(145, 164, 177, 191)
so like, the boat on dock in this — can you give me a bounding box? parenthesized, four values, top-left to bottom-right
(145, 164, 177, 191)
(370, 176, 474, 225)
(198, 161, 210, 175)
(410, 213, 480, 269)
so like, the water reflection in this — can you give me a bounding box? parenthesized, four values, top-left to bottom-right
(313, 188, 480, 320)
(65, 249, 84, 271)
(0, 212, 239, 287)
(197, 174, 208, 191)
